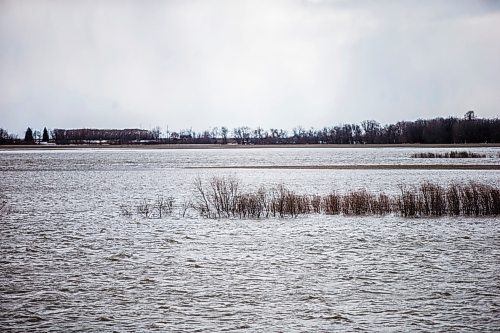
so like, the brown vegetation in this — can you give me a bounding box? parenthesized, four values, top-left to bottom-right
(123, 195, 174, 219)
(190, 177, 500, 219)
(125, 177, 499, 219)
(411, 151, 487, 158)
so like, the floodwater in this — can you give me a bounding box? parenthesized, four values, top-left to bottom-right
(1, 147, 499, 332)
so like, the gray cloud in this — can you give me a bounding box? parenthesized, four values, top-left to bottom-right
(1, 0, 499, 134)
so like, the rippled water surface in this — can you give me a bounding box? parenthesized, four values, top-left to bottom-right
(1, 148, 499, 332)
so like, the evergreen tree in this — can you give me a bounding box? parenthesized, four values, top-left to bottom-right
(24, 127, 34, 144)
(42, 127, 49, 142)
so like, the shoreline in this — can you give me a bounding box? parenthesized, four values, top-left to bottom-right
(1, 143, 499, 150)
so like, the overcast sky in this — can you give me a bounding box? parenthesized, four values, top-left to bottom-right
(1, 0, 499, 135)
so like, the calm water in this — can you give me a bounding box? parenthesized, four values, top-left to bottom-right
(1, 147, 499, 332)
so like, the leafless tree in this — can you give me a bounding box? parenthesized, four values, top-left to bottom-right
(151, 126, 162, 142)
(220, 126, 229, 144)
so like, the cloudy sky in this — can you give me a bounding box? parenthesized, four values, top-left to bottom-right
(1, 0, 499, 135)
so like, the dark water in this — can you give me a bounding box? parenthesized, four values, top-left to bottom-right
(1, 148, 499, 331)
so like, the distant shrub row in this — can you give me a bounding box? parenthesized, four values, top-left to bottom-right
(411, 151, 487, 158)
(124, 177, 500, 219)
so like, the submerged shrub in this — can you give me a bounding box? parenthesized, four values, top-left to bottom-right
(119, 204, 133, 217)
(322, 193, 341, 215)
(267, 184, 311, 218)
(341, 190, 374, 215)
(372, 193, 391, 215)
(419, 182, 446, 216)
(446, 184, 461, 216)
(311, 195, 322, 214)
(396, 185, 419, 217)
(136, 195, 174, 219)
(129, 177, 500, 219)
(154, 195, 174, 217)
(0, 200, 8, 216)
(411, 151, 486, 158)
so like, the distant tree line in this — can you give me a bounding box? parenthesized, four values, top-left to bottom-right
(0, 127, 51, 144)
(0, 128, 19, 144)
(52, 128, 155, 144)
(159, 114, 500, 145)
(2, 112, 499, 145)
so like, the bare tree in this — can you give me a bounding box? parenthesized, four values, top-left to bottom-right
(233, 126, 251, 144)
(210, 127, 220, 144)
(220, 126, 229, 144)
(151, 126, 162, 142)
(0, 128, 18, 144)
(361, 120, 381, 144)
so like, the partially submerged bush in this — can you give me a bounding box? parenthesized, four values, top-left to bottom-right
(191, 177, 500, 218)
(341, 190, 374, 215)
(193, 176, 240, 218)
(393, 182, 499, 217)
(322, 192, 341, 215)
(411, 151, 487, 158)
(193, 177, 314, 218)
(134, 195, 174, 219)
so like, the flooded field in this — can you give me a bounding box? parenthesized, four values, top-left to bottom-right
(1, 147, 499, 331)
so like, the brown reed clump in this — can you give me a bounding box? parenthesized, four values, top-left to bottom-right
(490, 186, 500, 215)
(341, 190, 374, 215)
(411, 151, 486, 158)
(446, 183, 461, 215)
(372, 193, 392, 215)
(311, 195, 322, 214)
(458, 182, 500, 216)
(396, 183, 449, 217)
(393, 182, 500, 217)
(419, 182, 446, 216)
(396, 185, 419, 217)
(268, 184, 312, 218)
(322, 192, 341, 215)
(235, 188, 268, 218)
